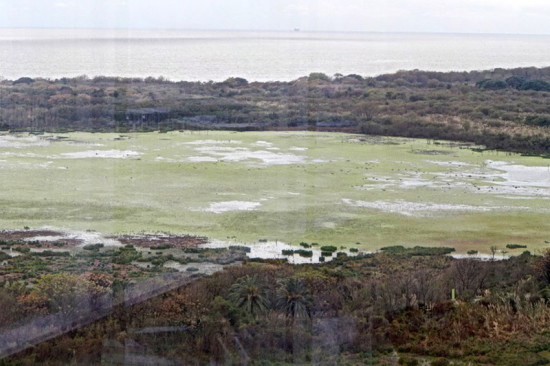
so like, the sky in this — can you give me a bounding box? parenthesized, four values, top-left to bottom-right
(1, 0, 550, 35)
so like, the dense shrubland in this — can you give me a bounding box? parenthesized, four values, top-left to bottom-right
(2, 249, 550, 365)
(1, 66, 550, 154)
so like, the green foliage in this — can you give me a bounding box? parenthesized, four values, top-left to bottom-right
(0, 251, 10, 261)
(83, 243, 104, 251)
(150, 244, 172, 250)
(282, 249, 313, 257)
(308, 72, 330, 82)
(506, 76, 526, 89)
(476, 79, 507, 90)
(227, 275, 268, 316)
(112, 245, 141, 264)
(295, 250, 313, 258)
(380, 246, 455, 257)
(467, 250, 478, 255)
(506, 244, 527, 249)
(398, 356, 419, 365)
(183, 248, 200, 253)
(525, 115, 550, 127)
(275, 277, 312, 319)
(520, 79, 550, 91)
(32, 250, 70, 257)
(33, 273, 109, 313)
(320, 245, 337, 253)
(229, 245, 251, 253)
(13, 77, 35, 85)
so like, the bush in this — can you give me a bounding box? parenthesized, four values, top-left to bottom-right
(506, 76, 526, 89)
(520, 79, 550, 91)
(350, 248, 359, 253)
(229, 245, 251, 253)
(380, 245, 455, 257)
(308, 72, 330, 82)
(83, 243, 104, 251)
(321, 251, 333, 257)
(467, 250, 478, 255)
(33, 250, 70, 257)
(320, 245, 338, 253)
(295, 249, 313, 258)
(150, 244, 172, 250)
(398, 357, 419, 366)
(506, 244, 527, 249)
(183, 248, 200, 253)
(525, 115, 550, 127)
(431, 359, 449, 366)
(476, 79, 507, 90)
(186, 267, 199, 272)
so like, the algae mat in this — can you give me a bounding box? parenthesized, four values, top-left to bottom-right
(0, 131, 549, 253)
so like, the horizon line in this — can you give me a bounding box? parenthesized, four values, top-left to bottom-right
(1, 27, 549, 38)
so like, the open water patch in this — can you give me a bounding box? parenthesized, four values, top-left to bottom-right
(342, 198, 497, 217)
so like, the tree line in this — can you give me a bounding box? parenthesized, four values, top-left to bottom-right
(1, 66, 550, 154)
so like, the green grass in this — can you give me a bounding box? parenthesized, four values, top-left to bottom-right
(1, 131, 549, 253)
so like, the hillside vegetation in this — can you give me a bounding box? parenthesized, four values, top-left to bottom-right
(2, 249, 550, 365)
(2, 66, 550, 154)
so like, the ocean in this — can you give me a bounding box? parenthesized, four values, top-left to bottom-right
(0, 28, 549, 81)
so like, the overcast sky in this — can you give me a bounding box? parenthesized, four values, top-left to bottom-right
(1, 0, 549, 35)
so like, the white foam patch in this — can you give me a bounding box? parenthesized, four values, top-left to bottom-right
(451, 253, 507, 261)
(193, 146, 308, 165)
(24, 236, 65, 242)
(0, 135, 50, 148)
(342, 198, 497, 217)
(252, 141, 273, 147)
(187, 156, 219, 162)
(427, 160, 475, 167)
(358, 160, 550, 200)
(486, 160, 550, 188)
(183, 140, 242, 145)
(289, 147, 308, 151)
(204, 201, 261, 213)
(39, 226, 123, 247)
(60, 150, 141, 159)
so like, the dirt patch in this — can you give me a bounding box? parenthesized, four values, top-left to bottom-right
(0, 230, 83, 248)
(0, 230, 62, 240)
(113, 234, 208, 249)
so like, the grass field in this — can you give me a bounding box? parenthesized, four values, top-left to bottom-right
(1, 131, 549, 254)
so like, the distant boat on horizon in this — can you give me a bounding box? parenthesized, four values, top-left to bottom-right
(294, 28, 300, 32)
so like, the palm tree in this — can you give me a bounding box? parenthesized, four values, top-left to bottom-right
(228, 275, 268, 317)
(276, 278, 312, 321)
